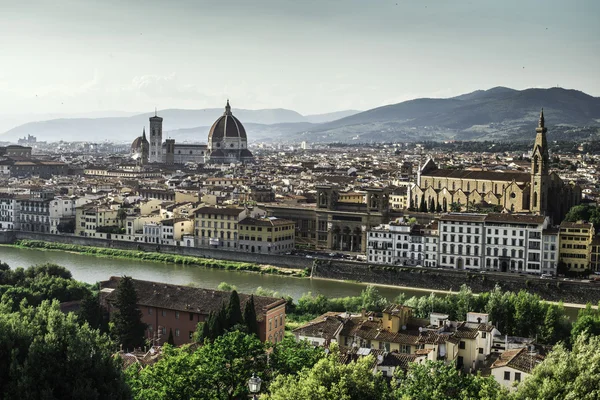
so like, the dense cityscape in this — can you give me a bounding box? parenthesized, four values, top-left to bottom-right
(2, 1, 600, 399)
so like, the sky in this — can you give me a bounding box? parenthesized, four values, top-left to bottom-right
(1, 0, 599, 119)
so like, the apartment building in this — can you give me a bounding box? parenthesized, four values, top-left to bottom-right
(0, 194, 19, 230)
(49, 197, 76, 234)
(17, 190, 54, 233)
(438, 214, 485, 270)
(194, 206, 266, 248)
(238, 217, 295, 254)
(100, 277, 286, 346)
(559, 221, 595, 272)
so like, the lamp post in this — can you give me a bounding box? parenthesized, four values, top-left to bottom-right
(248, 373, 262, 399)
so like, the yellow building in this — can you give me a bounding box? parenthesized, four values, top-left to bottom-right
(559, 221, 595, 272)
(75, 204, 119, 237)
(194, 206, 266, 248)
(238, 217, 295, 254)
(410, 111, 580, 223)
(337, 191, 366, 204)
(591, 237, 600, 273)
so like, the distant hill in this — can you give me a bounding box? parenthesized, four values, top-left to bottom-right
(290, 87, 600, 143)
(3, 87, 599, 144)
(0, 108, 360, 143)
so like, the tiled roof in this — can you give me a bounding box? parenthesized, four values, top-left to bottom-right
(423, 169, 530, 182)
(484, 213, 546, 225)
(491, 347, 544, 374)
(101, 277, 285, 320)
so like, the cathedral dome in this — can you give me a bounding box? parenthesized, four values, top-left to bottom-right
(208, 100, 247, 140)
(131, 130, 149, 153)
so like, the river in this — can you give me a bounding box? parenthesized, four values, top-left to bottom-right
(0, 246, 584, 319)
(0, 246, 430, 301)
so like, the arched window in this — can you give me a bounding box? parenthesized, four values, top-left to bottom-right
(452, 182, 456, 191)
(533, 192, 538, 208)
(482, 183, 486, 193)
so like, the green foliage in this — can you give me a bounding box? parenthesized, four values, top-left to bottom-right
(269, 337, 325, 377)
(514, 333, 600, 399)
(570, 303, 600, 342)
(78, 290, 109, 333)
(110, 276, 146, 351)
(265, 352, 391, 400)
(0, 263, 90, 311)
(392, 360, 508, 400)
(564, 203, 600, 230)
(0, 300, 129, 399)
(126, 331, 266, 400)
(294, 285, 389, 317)
(244, 294, 259, 336)
(226, 290, 243, 328)
(217, 281, 238, 291)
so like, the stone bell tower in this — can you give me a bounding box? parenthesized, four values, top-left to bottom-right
(530, 109, 550, 214)
(149, 109, 163, 163)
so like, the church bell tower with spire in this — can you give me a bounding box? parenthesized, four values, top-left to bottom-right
(530, 109, 550, 214)
(149, 109, 163, 163)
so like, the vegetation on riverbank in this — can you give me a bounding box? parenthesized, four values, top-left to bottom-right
(9, 240, 311, 278)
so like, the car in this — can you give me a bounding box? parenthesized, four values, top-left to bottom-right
(540, 273, 553, 279)
(479, 270, 486, 274)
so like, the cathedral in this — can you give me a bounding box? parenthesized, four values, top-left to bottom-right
(131, 101, 254, 165)
(409, 110, 581, 223)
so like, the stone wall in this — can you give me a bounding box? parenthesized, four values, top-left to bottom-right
(2, 231, 311, 269)
(313, 260, 600, 304)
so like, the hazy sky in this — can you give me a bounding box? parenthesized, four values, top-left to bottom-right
(1, 0, 599, 117)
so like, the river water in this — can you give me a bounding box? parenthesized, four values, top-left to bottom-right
(0, 246, 429, 301)
(0, 246, 584, 319)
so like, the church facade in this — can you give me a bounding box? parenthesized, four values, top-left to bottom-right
(408, 111, 580, 223)
(131, 101, 253, 166)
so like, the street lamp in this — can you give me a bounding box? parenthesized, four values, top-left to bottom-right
(248, 373, 262, 399)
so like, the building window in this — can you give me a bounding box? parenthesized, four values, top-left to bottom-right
(175, 329, 180, 337)
(459, 341, 466, 349)
(162, 310, 166, 317)
(478, 348, 483, 354)
(148, 307, 153, 315)
(175, 311, 180, 319)
(515, 372, 521, 382)
(482, 332, 486, 338)
(504, 371, 510, 380)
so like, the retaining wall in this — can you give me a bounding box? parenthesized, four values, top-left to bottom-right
(313, 260, 600, 304)
(3, 231, 312, 269)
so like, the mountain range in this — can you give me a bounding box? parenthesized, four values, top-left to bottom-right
(2, 87, 599, 144)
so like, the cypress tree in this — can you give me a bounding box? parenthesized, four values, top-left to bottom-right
(419, 196, 427, 212)
(217, 302, 228, 332)
(226, 290, 243, 328)
(428, 199, 436, 213)
(243, 295, 259, 336)
(111, 276, 146, 351)
(167, 328, 175, 346)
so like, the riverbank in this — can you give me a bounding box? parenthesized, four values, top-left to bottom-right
(312, 276, 596, 310)
(7, 240, 310, 278)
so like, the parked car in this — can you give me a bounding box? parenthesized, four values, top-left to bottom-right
(540, 273, 553, 279)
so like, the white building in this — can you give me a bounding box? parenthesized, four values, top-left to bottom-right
(483, 214, 549, 274)
(541, 228, 559, 276)
(367, 218, 434, 266)
(49, 197, 76, 234)
(0, 195, 19, 230)
(438, 214, 485, 270)
(491, 347, 544, 391)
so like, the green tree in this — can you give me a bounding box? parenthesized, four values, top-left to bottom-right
(485, 285, 516, 334)
(265, 352, 391, 400)
(167, 328, 175, 346)
(126, 331, 266, 400)
(450, 202, 462, 212)
(514, 334, 600, 399)
(360, 285, 388, 312)
(270, 337, 325, 377)
(419, 196, 427, 212)
(244, 295, 259, 336)
(392, 360, 508, 400)
(226, 290, 243, 329)
(570, 303, 600, 341)
(78, 290, 108, 333)
(539, 303, 571, 345)
(110, 276, 146, 351)
(0, 301, 129, 399)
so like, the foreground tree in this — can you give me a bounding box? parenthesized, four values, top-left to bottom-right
(110, 276, 146, 351)
(392, 360, 508, 400)
(244, 294, 259, 336)
(269, 337, 325, 377)
(265, 352, 391, 400)
(514, 334, 600, 399)
(226, 290, 243, 328)
(0, 301, 129, 399)
(127, 331, 266, 400)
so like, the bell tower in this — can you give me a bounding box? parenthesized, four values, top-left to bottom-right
(149, 109, 163, 163)
(530, 109, 550, 214)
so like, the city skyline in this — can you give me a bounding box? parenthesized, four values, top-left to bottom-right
(1, 0, 599, 119)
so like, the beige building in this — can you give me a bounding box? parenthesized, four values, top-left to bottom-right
(238, 217, 295, 254)
(194, 206, 266, 248)
(75, 204, 119, 237)
(410, 111, 580, 223)
(491, 347, 544, 391)
(559, 221, 595, 272)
